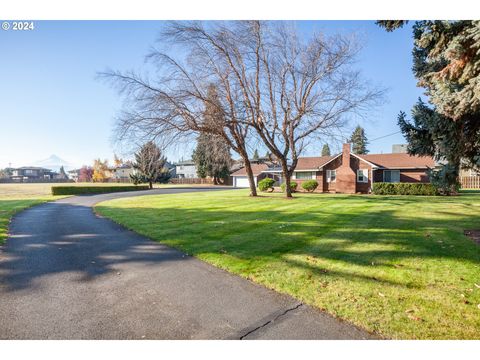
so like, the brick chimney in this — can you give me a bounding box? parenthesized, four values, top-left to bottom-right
(342, 143, 351, 167)
(336, 143, 356, 194)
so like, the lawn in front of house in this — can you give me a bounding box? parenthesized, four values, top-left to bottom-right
(95, 190, 480, 339)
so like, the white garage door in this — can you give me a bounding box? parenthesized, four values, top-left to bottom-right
(234, 176, 254, 188)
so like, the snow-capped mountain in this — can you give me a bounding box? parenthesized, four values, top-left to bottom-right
(31, 154, 74, 172)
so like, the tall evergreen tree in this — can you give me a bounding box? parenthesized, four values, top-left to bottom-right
(398, 100, 462, 194)
(192, 85, 231, 184)
(58, 166, 67, 179)
(321, 144, 331, 156)
(131, 141, 169, 189)
(349, 126, 369, 154)
(378, 20, 480, 190)
(252, 149, 259, 161)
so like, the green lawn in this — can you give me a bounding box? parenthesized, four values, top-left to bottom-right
(95, 190, 480, 339)
(0, 183, 70, 244)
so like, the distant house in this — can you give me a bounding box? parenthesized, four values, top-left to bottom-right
(10, 167, 58, 181)
(175, 160, 197, 178)
(231, 143, 435, 193)
(67, 169, 81, 182)
(110, 164, 136, 182)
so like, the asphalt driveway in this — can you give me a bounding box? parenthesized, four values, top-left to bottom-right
(0, 187, 375, 339)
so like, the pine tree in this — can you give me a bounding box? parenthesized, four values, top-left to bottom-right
(132, 141, 169, 189)
(58, 166, 67, 179)
(349, 126, 369, 154)
(378, 20, 480, 183)
(253, 149, 259, 161)
(397, 99, 462, 194)
(321, 144, 331, 156)
(192, 85, 231, 184)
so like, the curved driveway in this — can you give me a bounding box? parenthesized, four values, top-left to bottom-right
(0, 187, 374, 339)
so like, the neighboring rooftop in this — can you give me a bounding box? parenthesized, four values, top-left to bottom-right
(175, 160, 195, 166)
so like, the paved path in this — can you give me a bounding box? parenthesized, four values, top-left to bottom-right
(0, 187, 374, 339)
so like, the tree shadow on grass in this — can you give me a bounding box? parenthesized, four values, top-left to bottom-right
(94, 199, 480, 286)
(0, 201, 191, 292)
(1, 195, 479, 293)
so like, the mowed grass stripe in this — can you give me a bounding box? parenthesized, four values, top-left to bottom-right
(96, 189, 480, 339)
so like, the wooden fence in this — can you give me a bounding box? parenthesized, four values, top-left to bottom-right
(460, 176, 480, 189)
(169, 178, 214, 185)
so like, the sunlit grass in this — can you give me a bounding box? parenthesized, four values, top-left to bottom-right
(96, 190, 480, 339)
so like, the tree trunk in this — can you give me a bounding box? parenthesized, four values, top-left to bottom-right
(149, 180, 153, 189)
(242, 156, 257, 197)
(281, 160, 293, 198)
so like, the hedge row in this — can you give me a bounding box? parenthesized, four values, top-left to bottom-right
(51, 185, 150, 195)
(372, 182, 438, 196)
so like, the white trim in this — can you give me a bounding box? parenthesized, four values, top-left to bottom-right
(287, 168, 319, 172)
(356, 169, 368, 183)
(326, 169, 336, 183)
(380, 166, 430, 170)
(293, 171, 315, 180)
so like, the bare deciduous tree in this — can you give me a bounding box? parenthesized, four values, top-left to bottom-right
(101, 21, 384, 197)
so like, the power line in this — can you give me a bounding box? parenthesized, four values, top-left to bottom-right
(370, 131, 402, 142)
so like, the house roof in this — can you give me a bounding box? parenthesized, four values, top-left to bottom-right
(230, 152, 434, 176)
(357, 153, 435, 169)
(231, 163, 269, 177)
(294, 156, 335, 170)
(175, 160, 195, 166)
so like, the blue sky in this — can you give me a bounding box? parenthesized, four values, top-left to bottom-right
(0, 21, 423, 168)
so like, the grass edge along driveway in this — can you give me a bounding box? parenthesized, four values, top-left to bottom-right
(95, 190, 480, 339)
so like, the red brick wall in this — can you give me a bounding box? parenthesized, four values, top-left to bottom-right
(350, 157, 372, 193)
(291, 171, 323, 192)
(323, 157, 341, 192)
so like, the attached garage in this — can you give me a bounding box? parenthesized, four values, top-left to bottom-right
(233, 176, 253, 188)
(230, 163, 268, 188)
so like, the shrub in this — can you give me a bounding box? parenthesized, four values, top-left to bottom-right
(280, 181, 298, 193)
(372, 182, 438, 196)
(301, 180, 319, 192)
(258, 178, 275, 192)
(428, 166, 460, 195)
(51, 185, 150, 195)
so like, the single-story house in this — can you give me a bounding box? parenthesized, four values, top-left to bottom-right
(231, 143, 435, 193)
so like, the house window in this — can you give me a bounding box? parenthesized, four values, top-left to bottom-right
(326, 169, 336, 183)
(357, 169, 368, 183)
(294, 172, 314, 180)
(383, 170, 400, 183)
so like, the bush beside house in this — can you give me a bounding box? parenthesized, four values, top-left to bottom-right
(281, 181, 298, 193)
(258, 178, 275, 192)
(372, 182, 438, 196)
(301, 180, 319, 192)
